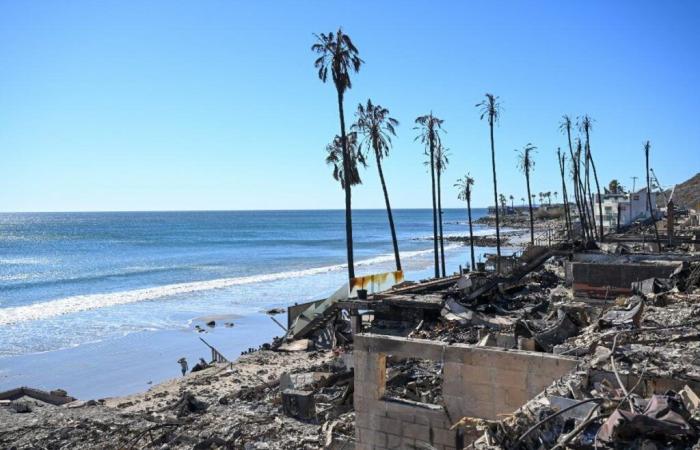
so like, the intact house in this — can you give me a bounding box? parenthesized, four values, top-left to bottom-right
(593, 188, 659, 230)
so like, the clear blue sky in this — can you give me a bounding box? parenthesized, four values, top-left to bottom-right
(1, 0, 699, 212)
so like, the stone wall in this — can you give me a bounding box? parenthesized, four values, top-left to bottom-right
(353, 334, 579, 450)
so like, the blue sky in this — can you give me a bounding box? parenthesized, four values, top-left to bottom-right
(1, 1, 699, 212)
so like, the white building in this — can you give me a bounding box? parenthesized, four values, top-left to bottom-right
(593, 188, 659, 230)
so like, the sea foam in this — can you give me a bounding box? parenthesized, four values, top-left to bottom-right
(0, 246, 458, 326)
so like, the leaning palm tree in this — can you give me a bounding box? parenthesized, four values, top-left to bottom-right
(644, 141, 661, 246)
(579, 115, 604, 241)
(516, 143, 537, 245)
(476, 93, 503, 273)
(325, 132, 366, 190)
(353, 99, 402, 272)
(415, 113, 444, 278)
(455, 174, 476, 271)
(435, 143, 450, 276)
(312, 28, 363, 281)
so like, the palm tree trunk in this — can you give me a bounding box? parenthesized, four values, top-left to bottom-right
(645, 146, 661, 246)
(467, 195, 475, 271)
(526, 170, 534, 245)
(588, 150, 604, 242)
(437, 167, 446, 277)
(429, 135, 439, 278)
(558, 152, 573, 241)
(337, 90, 355, 281)
(566, 130, 587, 241)
(489, 121, 501, 273)
(376, 153, 401, 271)
(584, 154, 598, 240)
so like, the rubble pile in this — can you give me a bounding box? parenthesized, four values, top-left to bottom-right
(468, 260, 700, 449)
(0, 350, 355, 449)
(384, 357, 444, 404)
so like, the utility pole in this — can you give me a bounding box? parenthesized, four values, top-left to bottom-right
(631, 176, 638, 193)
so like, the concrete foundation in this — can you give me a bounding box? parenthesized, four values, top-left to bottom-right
(353, 334, 578, 449)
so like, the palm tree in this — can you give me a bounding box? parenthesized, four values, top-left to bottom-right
(435, 143, 450, 277)
(579, 115, 604, 241)
(509, 195, 514, 210)
(415, 113, 444, 278)
(312, 28, 363, 281)
(476, 93, 502, 273)
(521, 197, 525, 207)
(608, 179, 621, 194)
(325, 132, 366, 188)
(560, 115, 588, 241)
(554, 192, 558, 203)
(455, 174, 476, 271)
(516, 143, 537, 245)
(499, 193, 507, 215)
(644, 141, 661, 246)
(353, 99, 402, 272)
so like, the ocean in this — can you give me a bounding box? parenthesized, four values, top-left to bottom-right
(0, 209, 503, 398)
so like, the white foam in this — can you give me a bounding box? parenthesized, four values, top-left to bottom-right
(0, 246, 455, 326)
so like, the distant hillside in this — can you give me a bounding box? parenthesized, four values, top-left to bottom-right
(662, 172, 700, 209)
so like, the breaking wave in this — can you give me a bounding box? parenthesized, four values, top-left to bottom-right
(0, 245, 459, 326)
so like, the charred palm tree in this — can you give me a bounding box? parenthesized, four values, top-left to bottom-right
(579, 115, 604, 241)
(644, 141, 661, 246)
(435, 143, 450, 276)
(312, 28, 363, 281)
(560, 115, 588, 241)
(557, 148, 573, 240)
(353, 99, 402, 272)
(516, 143, 537, 245)
(476, 94, 503, 273)
(455, 175, 476, 271)
(415, 113, 444, 278)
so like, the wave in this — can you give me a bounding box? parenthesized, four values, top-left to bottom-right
(0, 245, 457, 326)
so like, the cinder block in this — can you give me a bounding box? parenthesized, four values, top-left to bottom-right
(463, 381, 494, 403)
(460, 364, 491, 384)
(433, 427, 458, 446)
(403, 423, 430, 441)
(377, 416, 401, 435)
(492, 367, 527, 389)
(442, 394, 466, 422)
(386, 433, 402, 449)
(401, 437, 416, 449)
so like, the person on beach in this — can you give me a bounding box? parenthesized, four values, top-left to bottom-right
(177, 357, 188, 376)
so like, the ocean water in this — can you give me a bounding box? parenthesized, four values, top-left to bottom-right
(0, 209, 500, 397)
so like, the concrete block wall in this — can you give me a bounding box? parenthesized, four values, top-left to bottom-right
(353, 334, 579, 450)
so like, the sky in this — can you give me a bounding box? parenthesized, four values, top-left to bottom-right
(1, 0, 699, 212)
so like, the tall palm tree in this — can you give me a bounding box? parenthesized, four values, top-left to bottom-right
(325, 132, 366, 188)
(312, 28, 363, 281)
(435, 143, 450, 276)
(644, 141, 661, 246)
(455, 174, 476, 271)
(353, 99, 402, 272)
(509, 195, 514, 209)
(560, 115, 588, 241)
(415, 113, 444, 278)
(476, 94, 502, 273)
(579, 115, 604, 241)
(516, 143, 537, 245)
